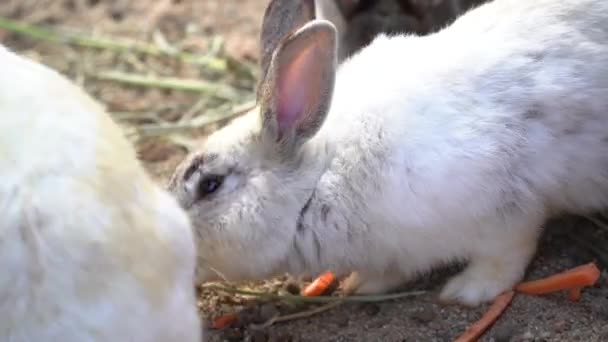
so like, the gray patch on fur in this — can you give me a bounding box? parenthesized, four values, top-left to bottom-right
(296, 192, 315, 233)
(562, 123, 583, 136)
(527, 51, 545, 62)
(344, 223, 354, 244)
(312, 229, 323, 264)
(321, 204, 331, 222)
(292, 237, 306, 268)
(523, 108, 544, 120)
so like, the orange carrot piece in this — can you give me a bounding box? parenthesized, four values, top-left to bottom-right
(211, 314, 238, 329)
(453, 291, 516, 342)
(453, 262, 601, 342)
(301, 271, 337, 297)
(515, 262, 600, 299)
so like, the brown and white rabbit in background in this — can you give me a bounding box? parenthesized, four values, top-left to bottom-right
(170, 0, 608, 307)
(318, 0, 489, 61)
(0, 44, 202, 341)
(271, 0, 486, 65)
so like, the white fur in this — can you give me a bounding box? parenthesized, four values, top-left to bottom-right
(172, 0, 608, 306)
(0, 45, 202, 341)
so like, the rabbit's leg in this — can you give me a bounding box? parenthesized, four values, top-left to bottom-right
(439, 218, 540, 306)
(342, 270, 407, 295)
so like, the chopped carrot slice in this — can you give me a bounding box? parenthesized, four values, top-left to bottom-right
(515, 262, 601, 300)
(211, 313, 238, 329)
(453, 262, 601, 342)
(453, 291, 515, 342)
(301, 271, 337, 297)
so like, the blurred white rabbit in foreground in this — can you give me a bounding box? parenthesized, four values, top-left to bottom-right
(0, 44, 202, 341)
(170, 0, 608, 306)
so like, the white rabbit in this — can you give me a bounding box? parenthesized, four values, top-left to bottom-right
(170, 0, 608, 306)
(0, 44, 202, 341)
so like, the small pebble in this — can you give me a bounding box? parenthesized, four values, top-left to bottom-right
(219, 294, 232, 303)
(410, 305, 437, 324)
(222, 328, 245, 342)
(268, 330, 293, 342)
(259, 303, 280, 322)
(491, 322, 517, 342)
(283, 281, 301, 295)
(360, 303, 381, 317)
(368, 320, 388, 329)
(109, 5, 126, 21)
(249, 329, 269, 342)
(589, 297, 608, 319)
(237, 306, 261, 327)
(335, 315, 350, 328)
(552, 320, 569, 333)
(208, 297, 219, 308)
(521, 331, 534, 341)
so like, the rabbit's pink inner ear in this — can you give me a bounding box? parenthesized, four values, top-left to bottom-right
(276, 45, 322, 136)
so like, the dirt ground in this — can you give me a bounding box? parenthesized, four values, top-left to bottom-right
(2, 1, 608, 341)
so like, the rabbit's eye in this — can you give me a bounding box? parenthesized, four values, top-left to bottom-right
(197, 174, 224, 199)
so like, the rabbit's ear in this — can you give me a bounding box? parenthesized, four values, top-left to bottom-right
(258, 20, 337, 155)
(260, 0, 316, 80)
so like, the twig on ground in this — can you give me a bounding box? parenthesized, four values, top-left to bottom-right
(179, 98, 209, 123)
(249, 301, 344, 330)
(201, 283, 426, 304)
(134, 106, 250, 136)
(91, 70, 239, 99)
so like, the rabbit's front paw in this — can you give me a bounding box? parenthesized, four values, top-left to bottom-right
(439, 256, 528, 306)
(440, 228, 539, 306)
(439, 268, 506, 306)
(342, 271, 406, 295)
